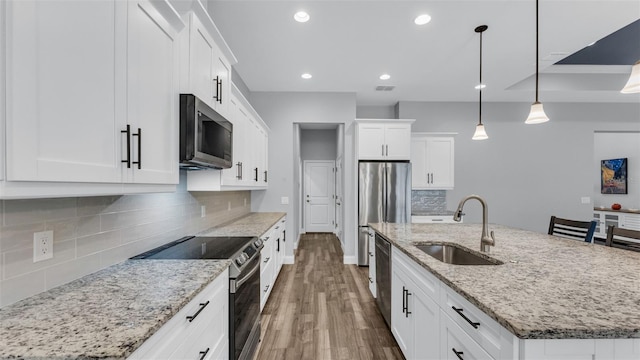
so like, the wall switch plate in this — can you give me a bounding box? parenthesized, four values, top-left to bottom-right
(201, 205, 206, 218)
(581, 197, 591, 204)
(33, 230, 54, 263)
(281, 197, 289, 205)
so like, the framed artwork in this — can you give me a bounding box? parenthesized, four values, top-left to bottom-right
(601, 158, 627, 194)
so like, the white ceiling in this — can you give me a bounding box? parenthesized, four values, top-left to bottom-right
(207, 0, 640, 106)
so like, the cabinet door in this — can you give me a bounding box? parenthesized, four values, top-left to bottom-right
(441, 312, 494, 360)
(358, 123, 386, 160)
(621, 214, 640, 231)
(391, 266, 414, 358)
(384, 123, 412, 160)
(189, 13, 215, 107)
(412, 285, 440, 359)
(127, 0, 180, 184)
(5, 0, 125, 183)
(426, 137, 454, 189)
(411, 138, 428, 188)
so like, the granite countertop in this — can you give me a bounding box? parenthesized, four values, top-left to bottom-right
(369, 222, 640, 340)
(200, 212, 286, 237)
(0, 260, 230, 359)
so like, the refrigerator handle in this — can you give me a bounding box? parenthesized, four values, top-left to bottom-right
(382, 163, 387, 222)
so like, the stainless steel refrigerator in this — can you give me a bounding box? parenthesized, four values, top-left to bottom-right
(358, 161, 411, 266)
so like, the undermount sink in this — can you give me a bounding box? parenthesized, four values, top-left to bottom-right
(415, 244, 502, 265)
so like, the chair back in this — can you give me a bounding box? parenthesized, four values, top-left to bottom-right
(606, 226, 640, 252)
(548, 216, 597, 242)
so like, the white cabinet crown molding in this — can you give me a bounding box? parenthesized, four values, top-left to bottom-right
(169, 0, 237, 65)
(355, 118, 415, 124)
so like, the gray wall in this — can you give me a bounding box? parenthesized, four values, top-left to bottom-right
(398, 101, 640, 233)
(300, 129, 338, 161)
(249, 92, 358, 263)
(356, 105, 396, 119)
(0, 171, 251, 307)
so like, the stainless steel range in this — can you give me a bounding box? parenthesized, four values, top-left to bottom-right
(131, 235, 263, 360)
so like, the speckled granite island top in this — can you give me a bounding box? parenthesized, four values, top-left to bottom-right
(200, 212, 286, 237)
(370, 222, 640, 340)
(0, 260, 230, 360)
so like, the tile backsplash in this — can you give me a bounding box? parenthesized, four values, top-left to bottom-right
(411, 190, 447, 213)
(0, 171, 251, 307)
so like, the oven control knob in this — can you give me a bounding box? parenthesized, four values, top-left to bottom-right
(235, 253, 249, 266)
(254, 239, 263, 248)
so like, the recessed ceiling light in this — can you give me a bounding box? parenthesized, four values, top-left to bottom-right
(294, 11, 310, 23)
(379, 74, 391, 80)
(414, 14, 431, 25)
(475, 84, 486, 90)
(301, 73, 312, 79)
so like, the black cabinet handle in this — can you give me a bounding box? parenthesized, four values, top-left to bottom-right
(452, 348, 464, 360)
(198, 348, 210, 360)
(263, 256, 271, 263)
(369, 277, 373, 283)
(264, 284, 270, 293)
(264, 170, 268, 183)
(213, 76, 220, 103)
(218, 78, 223, 104)
(132, 128, 142, 169)
(186, 301, 210, 322)
(402, 286, 407, 314)
(405, 289, 412, 317)
(452, 306, 480, 329)
(121, 125, 131, 168)
(277, 238, 280, 252)
(254, 167, 258, 182)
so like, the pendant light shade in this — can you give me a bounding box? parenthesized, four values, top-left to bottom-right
(472, 124, 488, 140)
(525, 101, 550, 124)
(621, 60, 640, 94)
(473, 25, 489, 141)
(525, 0, 549, 124)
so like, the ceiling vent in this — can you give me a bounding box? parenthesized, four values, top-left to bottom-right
(375, 85, 395, 91)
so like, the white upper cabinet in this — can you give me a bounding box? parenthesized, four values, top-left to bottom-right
(2, 0, 183, 198)
(411, 134, 455, 190)
(174, 0, 234, 119)
(356, 119, 414, 160)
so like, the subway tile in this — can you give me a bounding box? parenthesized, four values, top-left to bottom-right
(119, 219, 182, 245)
(0, 223, 46, 252)
(3, 198, 77, 226)
(76, 231, 120, 258)
(76, 196, 121, 216)
(0, 269, 46, 307)
(3, 239, 76, 279)
(45, 253, 103, 290)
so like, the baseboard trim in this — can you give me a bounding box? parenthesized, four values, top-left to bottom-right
(343, 255, 357, 265)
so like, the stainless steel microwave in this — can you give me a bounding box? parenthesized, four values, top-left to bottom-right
(180, 94, 232, 169)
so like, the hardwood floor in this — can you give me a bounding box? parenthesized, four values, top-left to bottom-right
(255, 233, 403, 360)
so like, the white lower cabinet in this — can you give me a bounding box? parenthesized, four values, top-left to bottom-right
(260, 217, 286, 311)
(128, 268, 229, 359)
(368, 228, 376, 297)
(441, 312, 494, 360)
(391, 247, 441, 360)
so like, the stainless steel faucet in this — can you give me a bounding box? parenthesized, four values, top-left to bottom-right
(453, 194, 495, 252)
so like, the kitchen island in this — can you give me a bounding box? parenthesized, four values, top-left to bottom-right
(371, 222, 640, 359)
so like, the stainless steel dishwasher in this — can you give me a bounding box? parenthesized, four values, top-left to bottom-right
(375, 233, 391, 328)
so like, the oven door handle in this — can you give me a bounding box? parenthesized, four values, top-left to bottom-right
(232, 260, 260, 293)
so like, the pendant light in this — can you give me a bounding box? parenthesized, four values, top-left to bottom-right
(621, 60, 640, 94)
(525, 0, 550, 124)
(472, 25, 489, 140)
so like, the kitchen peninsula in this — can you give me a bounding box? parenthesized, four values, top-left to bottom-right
(370, 222, 640, 359)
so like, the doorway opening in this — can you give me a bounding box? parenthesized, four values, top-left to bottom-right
(293, 123, 345, 252)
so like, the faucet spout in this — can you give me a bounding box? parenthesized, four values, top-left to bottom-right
(454, 194, 495, 252)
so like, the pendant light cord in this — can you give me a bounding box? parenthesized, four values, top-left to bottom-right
(535, 0, 539, 103)
(479, 29, 483, 125)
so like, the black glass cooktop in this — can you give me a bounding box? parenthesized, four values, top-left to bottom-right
(130, 236, 256, 260)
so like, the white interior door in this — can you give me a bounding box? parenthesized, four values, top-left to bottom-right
(304, 160, 335, 233)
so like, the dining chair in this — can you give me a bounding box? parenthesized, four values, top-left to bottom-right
(548, 216, 597, 242)
(606, 226, 640, 252)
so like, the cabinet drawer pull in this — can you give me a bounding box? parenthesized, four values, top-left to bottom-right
(452, 306, 480, 329)
(263, 257, 271, 263)
(402, 286, 407, 314)
(121, 125, 131, 168)
(368, 277, 373, 284)
(452, 348, 464, 360)
(132, 128, 142, 169)
(264, 284, 270, 293)
(431, 219, 444, 222)
(186, 301, 210, 322)
(254, 167, 258, 182)
(405, 289, 412, 317)
(198, 347, 210, 360)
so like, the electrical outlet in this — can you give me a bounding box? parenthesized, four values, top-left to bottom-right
(281, 197, 289, 205)
(201, 205, 206, 218)
(227, 201, 231, 211)
(33, 230, 54, 263)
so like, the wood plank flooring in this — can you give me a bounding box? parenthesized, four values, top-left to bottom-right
(255, 233, 403, 360)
